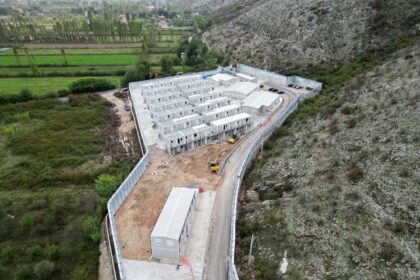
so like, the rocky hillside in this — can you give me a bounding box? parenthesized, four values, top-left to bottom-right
(198, 0, 419, 68)
(237, 44, 419, 279)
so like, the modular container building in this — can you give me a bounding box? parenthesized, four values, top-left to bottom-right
(195, 97, 233, 113)
(241, 91, 282, 115)
(150, 187, 197, 261)
(152, 106, 196, 122)
(223, 82, 259, 100)
(210, 112, 253, 138)
(201, 104, 242, 123)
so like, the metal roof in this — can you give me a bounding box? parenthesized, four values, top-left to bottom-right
(242, 91, 280, 109)
(150, 187, 197, 240)
(202, 104, 240, 116)
(210, 73, 237, 82)
(225, 82, 259, 96)
(210, 112, 251, 126)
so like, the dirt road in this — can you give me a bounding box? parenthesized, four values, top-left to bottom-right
(100, 90, 137, 157)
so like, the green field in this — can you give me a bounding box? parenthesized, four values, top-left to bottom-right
(0, 76, 122, 96)
(0, 53, 177, 66)
(0, 95, 134, 280)
(0, 65, 188, 77)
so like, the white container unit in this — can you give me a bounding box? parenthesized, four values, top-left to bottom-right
(201, 104, 242, 123)
(210, 113, 252, 138)
(150, 187, 197, 261)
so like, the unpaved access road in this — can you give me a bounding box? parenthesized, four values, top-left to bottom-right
(204, 90, 299, 280)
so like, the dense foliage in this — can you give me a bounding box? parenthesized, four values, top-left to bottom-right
(68, 78, 115, 94)
(0, 95, 133, 280)
(120, 60, 151, 87)
(177, 37, 223, 70)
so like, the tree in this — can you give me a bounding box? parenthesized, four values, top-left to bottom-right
(160, 56, 175, 76)
(12, 46, 21, 65)
(121, 60, 150, 87)
(33, 260, 55, 280)
(60, 48, 68, 66)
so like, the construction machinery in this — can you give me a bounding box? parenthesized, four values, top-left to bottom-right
(228, 134, 238, 144)
(209, 161, 219, 173)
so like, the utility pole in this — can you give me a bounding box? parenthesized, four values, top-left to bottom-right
(248, 234, 255, 265)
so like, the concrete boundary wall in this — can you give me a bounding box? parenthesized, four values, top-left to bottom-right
(236, 64, 323, 91)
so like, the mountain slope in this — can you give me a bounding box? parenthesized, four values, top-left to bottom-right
(237, 43, 420, 279)
(201, 0, 419, 68)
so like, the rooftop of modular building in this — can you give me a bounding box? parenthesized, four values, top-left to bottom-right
(202, 104, 241, 116)
(150, 187, 197, 240)
(210, 73, 237, 82)
(236, 73, 256, 80)
(172, 113, 201, 123)
(242, 91, 280, 109)
(192, 124, 211, 132)
(225, 82, 259, 96)
(210, 112, 251, 126)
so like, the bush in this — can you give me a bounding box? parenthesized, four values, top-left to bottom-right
(19, 88, 33, 102)
(392, 221, 407, 233)
(26, 245, 42, 260)
(347, 166, 363, 181)
(68, 78, 115, 94)
(15, 265, 32, 280)
(0, 246, 15, 264)
(261, 192, 280, 201)
(33, 260, 55, 280)
(0, 265, 7, 280)
(238, 220, 259, 238)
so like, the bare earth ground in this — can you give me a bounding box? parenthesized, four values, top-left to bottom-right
(100, 90, 139, 158)
(115, 142, 232, 260)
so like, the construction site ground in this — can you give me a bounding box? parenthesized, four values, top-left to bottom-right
(115, 142, 232, 261)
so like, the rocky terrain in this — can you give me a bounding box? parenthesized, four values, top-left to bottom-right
(194, 0, 420, 68)
(237, 44, 419, 279)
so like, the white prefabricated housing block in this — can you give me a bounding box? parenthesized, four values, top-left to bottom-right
(150, 187, 197, 261)
(242, 91, 282, 115)
(223, 82, 259, 100)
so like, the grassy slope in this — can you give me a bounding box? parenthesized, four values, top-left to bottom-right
(237, 43, 419, 279)
(0, 95, 134, 280)
(0, 77, 122, 96)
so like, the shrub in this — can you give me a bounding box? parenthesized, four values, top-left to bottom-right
(392, 221, 407, 233)
(238, 220, 259, 238)
(347, 118, 357, 128)
(44, 244, 61, 260)
(68, 78, 115, 94)
(19, 88, 33, 102)
(261, 192, 280, 201)
(347, 166, 363, 181)
(341, 105, 355, 115)
(33, 260, 55, 280)
(0, 265, 7, 280)
(95, 174, 120, 212)
(0, 246, 15, 264)
(26, 245, 42, 260)
(15, 265, 32, 280)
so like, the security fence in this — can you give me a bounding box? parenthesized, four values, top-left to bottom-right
(236, 64, 323, 91)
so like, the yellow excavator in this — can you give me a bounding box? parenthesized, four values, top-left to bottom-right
(209, 161, 219, 173)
